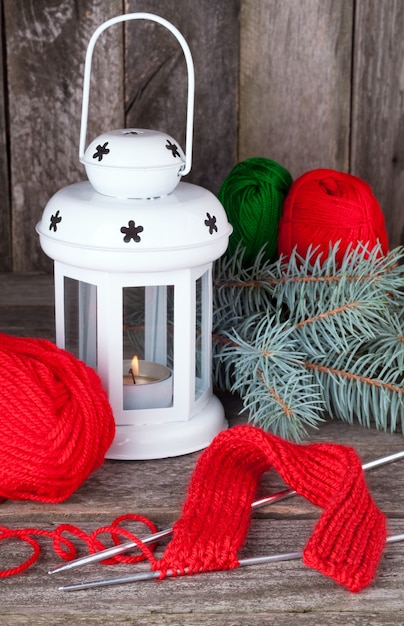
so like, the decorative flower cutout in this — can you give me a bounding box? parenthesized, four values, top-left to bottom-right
(166, 140, 181, 158)
(120, 220, 144, 243)
(49, 210, 62, 232)
(93, 142, 110, 161)
(204, 212, 218, 235)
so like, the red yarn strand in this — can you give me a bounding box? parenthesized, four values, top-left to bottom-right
(0, 515, 158, 577)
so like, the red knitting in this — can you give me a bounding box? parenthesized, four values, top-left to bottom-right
(156, 425, 386, 592)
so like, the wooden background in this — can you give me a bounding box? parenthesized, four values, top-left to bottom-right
(0, 0, 403, 273)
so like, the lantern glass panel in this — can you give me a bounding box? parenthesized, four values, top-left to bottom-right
(123, 286, 145, 361)
(64, 277, 97, 368)
(195, 270, 210, 400)
(123, 284, 174, 411)
(123, 285, 174, 365)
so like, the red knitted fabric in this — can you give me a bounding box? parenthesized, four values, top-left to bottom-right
(156, 425, 386, 592)
(277, 169, 389, 265)
(0, 333, 115, 503)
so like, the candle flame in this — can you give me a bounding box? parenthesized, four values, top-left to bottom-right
(131, 355, 139, 377)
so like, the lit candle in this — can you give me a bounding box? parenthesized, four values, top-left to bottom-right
(123, 356, 172, 410)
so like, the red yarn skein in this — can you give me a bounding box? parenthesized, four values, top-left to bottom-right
(0, 333, 115, 503)
(277, 169, 389, 264)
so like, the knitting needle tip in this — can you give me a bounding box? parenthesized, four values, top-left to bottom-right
(59, 569, 161, 591)
(48, 527, 173, 575)
(361, 450, 404, 471)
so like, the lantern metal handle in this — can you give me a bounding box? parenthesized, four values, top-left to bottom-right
(79, 12, 195, 176)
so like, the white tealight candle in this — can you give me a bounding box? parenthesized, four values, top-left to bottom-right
(123, 356, 172, 410)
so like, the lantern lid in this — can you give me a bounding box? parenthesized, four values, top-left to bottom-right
(81, 129, 186, 199)
(82, 129, 185, 170)
(36, 181, 232, 271)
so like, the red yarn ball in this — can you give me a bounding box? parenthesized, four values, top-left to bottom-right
(277, 169, 389, 264)
(0, 334, 115, 503)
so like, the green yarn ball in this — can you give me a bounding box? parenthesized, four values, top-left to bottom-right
(218, 157, 293, 265)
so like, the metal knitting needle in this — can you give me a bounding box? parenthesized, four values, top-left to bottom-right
(59, 533, 404, 591)
(48, 488, 296, 575)
(49, 448, 404, 575)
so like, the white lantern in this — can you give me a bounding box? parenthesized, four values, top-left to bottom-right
(36, 13, 232, 460)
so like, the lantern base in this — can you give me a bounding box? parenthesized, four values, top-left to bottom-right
(105, 394, 228, 460)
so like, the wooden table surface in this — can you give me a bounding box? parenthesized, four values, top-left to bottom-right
(1, 273, 403, 625)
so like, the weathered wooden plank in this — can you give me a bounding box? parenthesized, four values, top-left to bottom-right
(0, 272, 54, 305)
(350, 0, 404, 249)
(239, 0, 353, 178)
(1, 613, 404, 626)
(0, 304, 55, 339)
(0, 272, 54, 338)
(4, 0, 125, 272)
(123, 0, 239, 194)
(0, 519, 403, 624)
(0, 0, 12, 271)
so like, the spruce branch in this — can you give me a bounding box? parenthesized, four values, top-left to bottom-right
(218, 313, 325, 440)
(213, 243, 404, 440)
